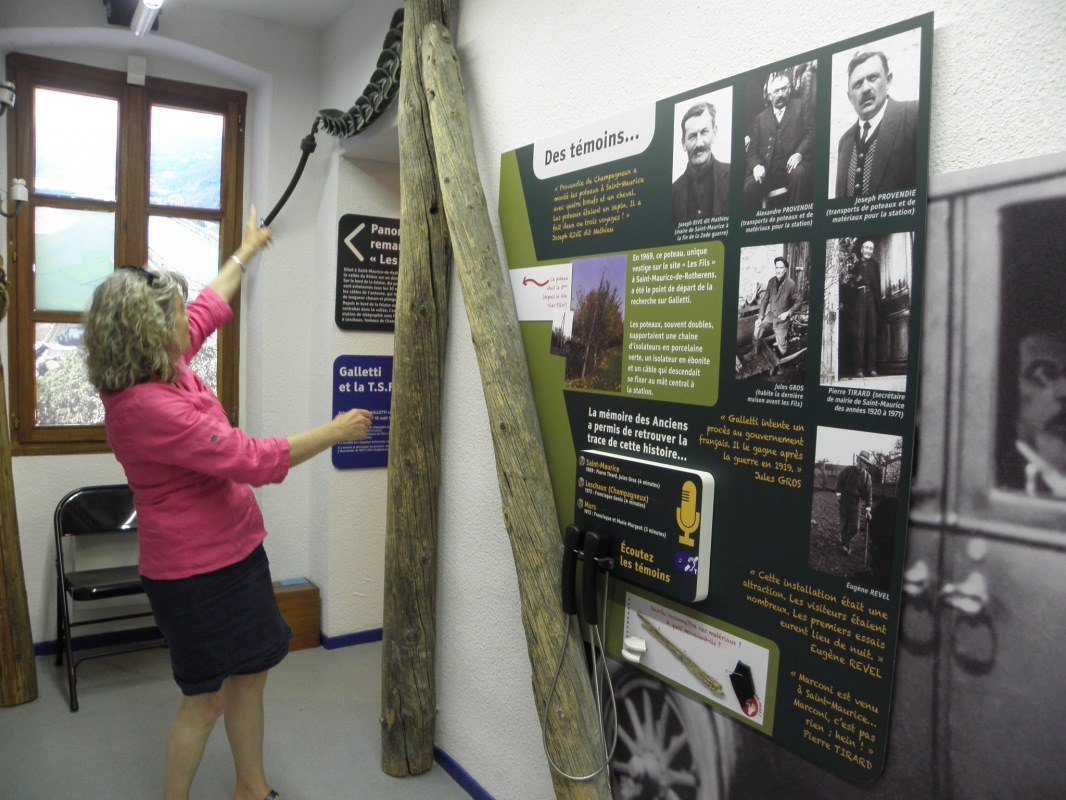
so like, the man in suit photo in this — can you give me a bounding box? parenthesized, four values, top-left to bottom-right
(672, 101, 731, 222)
(753, 256, 801, 357)
(744, 72, 814, 212)
(835, 50, 918, 198)
(839, 239, 881, 378)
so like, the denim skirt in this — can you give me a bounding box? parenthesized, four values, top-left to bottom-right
(141, 544, 291, 695)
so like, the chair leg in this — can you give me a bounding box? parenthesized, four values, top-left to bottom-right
(67, 659, 78, 713)
(54, 558, 64, 665)
(54, 599, 63, 667)
(59, 590, 78, 712)
(55, 575, 65, 667)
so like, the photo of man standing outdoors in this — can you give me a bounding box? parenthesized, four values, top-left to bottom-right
(836, 450, 874, 555)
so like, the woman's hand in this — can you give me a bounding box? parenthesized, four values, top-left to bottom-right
(242, 205, 272, 255)
(331, 409, 373, 443)
(287, 409, 374, 468)
(208, 205, 272, 303)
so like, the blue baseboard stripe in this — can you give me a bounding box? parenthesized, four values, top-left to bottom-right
(320, 627, 383, 650)
(33, 625, 163, 658)
(434, 747, 496, 800)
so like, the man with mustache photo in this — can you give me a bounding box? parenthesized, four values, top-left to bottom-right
(743, 71, 814, 212)
(1006, 331, 1066, 498)
(672, 100, 731, 222)
(994, 197, 1066, 500)
(835, 48, 918, 198)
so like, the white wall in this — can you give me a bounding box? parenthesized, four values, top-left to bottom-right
(2, 2, 1063, 800)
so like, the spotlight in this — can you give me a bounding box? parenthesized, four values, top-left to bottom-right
(103, 0, 165, 35)
(131, 0, 166, 37)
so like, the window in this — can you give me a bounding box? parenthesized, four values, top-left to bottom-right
(4, 54, 246, 454)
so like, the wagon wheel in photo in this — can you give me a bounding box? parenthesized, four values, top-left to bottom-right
(609, 672, 733, 800)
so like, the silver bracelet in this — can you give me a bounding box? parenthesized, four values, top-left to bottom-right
(231, 254, 246, 272)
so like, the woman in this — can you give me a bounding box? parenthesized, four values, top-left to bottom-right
(84, 207, 371, 800)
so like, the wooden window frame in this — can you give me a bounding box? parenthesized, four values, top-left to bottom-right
(4, 53, 246, 455)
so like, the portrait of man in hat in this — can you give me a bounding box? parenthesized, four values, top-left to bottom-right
(835, 450, 874, 555)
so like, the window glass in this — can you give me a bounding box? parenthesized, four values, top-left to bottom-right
(147, 216, 219, 299)
(34, 88, 118, 201)
(150, 105, 223, 209)
(7, 53, 245, 450)
(34, 323, 104, 427)
(34, 206, 115, 312)
(189, 332, 220, 394)
(149, 215, 220, 388)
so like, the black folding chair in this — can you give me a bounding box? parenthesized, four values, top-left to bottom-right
(54, 484, 164, 711)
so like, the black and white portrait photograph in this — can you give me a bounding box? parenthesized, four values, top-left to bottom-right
(736, 242, 810, 384)
(742, 62, 816, 213)
(808, 426, 901, 589)
(993, 196, 1066, 501)
(671, 88, 733, 223)
(820, 232, 911, 392)
(828, 30, 921, 200)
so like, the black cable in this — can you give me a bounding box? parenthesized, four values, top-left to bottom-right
(261, 9, 404, 227)
(262, 119, 320, 227)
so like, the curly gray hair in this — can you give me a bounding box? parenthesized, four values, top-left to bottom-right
(84, 266, 189, 392)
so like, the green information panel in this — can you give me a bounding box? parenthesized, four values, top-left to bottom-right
(500, 15, 933, 782)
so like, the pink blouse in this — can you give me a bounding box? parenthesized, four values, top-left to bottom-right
(102, 287, 290, 579)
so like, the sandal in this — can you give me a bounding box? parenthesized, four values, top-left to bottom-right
(264, 792, 280, 800)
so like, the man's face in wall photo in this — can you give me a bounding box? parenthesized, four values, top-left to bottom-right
(1018, 332, 1066, 472)
(682, 109, 716, 170)
(847, 53, 891, 121)
(768, 74, 791, 110)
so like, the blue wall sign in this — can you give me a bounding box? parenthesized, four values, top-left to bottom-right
(332, 355, 392, 469)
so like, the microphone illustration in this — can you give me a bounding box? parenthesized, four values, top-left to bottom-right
(676, 479, 699, 546)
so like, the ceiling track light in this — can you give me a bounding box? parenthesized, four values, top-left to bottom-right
(131, 0, 165, 36)
(103, 0, 166, 36)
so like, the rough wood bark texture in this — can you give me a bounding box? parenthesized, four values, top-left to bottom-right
(421, 23, 613, 799)
(379, 0, 455, 777)
(0, 258, 38, 707)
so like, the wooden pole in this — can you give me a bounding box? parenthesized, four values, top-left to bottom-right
(380, 0, 455, 776)
(0, 259, 38, 707)
(421, 23, 613, 799)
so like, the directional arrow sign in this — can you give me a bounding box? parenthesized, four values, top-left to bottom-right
(335, 213, 400, 331)
(344, 223, 366, 261)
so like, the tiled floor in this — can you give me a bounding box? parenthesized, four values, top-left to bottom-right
(0, 642, 472, 799)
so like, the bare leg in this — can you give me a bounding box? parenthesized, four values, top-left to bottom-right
(164, 687, 228, 800)
(224, 671, 276, 800)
